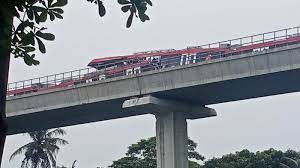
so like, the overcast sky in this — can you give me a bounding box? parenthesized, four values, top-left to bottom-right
(3, 0, 300, 167)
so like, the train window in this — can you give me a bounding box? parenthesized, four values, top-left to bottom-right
(149, 56, 160, 62)
(15, 92, 24, 96)
(134, 67, 141, 74)
(126, 69, 133, 75)
(191, 54, 197, 63)
(182, 54, 196, 65)
(180, 55, 185, 65)
(131, 59, 139, 64)
(99, 74, 106, 80)
(186, 55, 192, 64)
(154, 56, 160, 60)
(253, 48, 261, 52)
(212, 51, 224, 58)
(106, 65, 118, 70)
(197, 52, 208, 61)
(263, 47, 269, 50)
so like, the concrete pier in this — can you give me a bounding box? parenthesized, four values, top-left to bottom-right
(123, 96, 216, 168)
(156, 111, 188, 168)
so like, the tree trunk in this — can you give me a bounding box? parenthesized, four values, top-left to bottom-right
(0, 5, 13, 167)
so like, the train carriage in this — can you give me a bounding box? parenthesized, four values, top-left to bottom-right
(7, 30, 300, 97)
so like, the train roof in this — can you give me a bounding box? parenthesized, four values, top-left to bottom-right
(87, 47, 225, 67)
(88, 56, 125, 66)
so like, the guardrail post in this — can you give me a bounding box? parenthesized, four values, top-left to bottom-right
(46, 76, 49, 88)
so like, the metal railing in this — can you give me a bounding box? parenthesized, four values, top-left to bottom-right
(7, 26, 300, 96)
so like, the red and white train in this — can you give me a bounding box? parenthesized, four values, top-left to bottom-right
(7, 33, 300, 97)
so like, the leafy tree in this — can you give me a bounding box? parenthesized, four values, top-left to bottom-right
(9, 128, 68, 168)
(109, 136, 204, 168)
(0, 0, 152, 165)
(202, 148, 300, 168)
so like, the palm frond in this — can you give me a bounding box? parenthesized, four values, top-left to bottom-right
(21, 159, 29, 168)
(46, 128, 66, 138)
(9, 142, 35, 161)
(34, 150, 50, 168)
(40, 151, 52, 168)
(46, 149, 57, 167)
(72, 160, 77, 168)
(47, 137, 69, 146)
(280, 163, 292, 168)
(282, 157, 299, 167)
(43, 143, 60, 155)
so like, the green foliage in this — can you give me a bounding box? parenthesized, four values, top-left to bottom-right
(8, 0, 68, 66)
(109, 136, 204, 168)
(189, 160, 202, 168)
(9, 128, 69, 168)
(3, 0, 152, 66)
(87, 0, 152, 28)
(202, 149, 300, 168)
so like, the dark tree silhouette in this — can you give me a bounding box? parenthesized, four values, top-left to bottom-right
(9, 128, 68, 168)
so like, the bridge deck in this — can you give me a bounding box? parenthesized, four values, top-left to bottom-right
(6, 44, 300, 135)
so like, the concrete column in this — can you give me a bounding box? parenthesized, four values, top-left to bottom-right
(122, 96, 217, 168)
(156, 112, 188, 168)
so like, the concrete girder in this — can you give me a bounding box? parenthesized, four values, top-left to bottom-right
(122, 95, 217, 119)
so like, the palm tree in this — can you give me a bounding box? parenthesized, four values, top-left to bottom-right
(10, 128, 69, 168)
